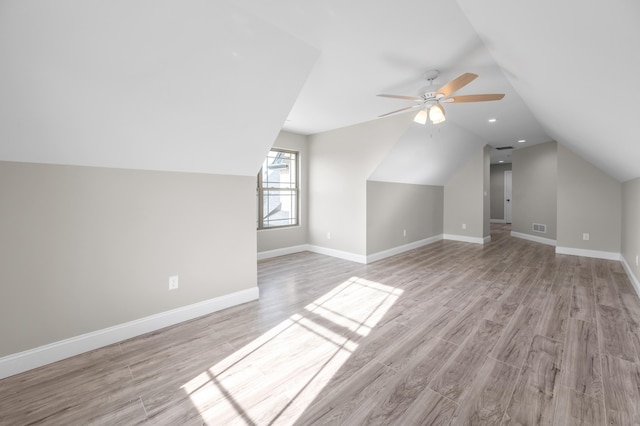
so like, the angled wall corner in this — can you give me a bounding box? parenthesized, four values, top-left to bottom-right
(511, 141, 624, 259)
(366, 181, 444, 256)
(308, 113, 413, 256)
(556, 143, 622, 255)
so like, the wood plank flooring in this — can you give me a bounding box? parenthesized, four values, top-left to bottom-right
(2, 224, 640, 425)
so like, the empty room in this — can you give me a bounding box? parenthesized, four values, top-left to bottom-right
(1, 1, 640, 425)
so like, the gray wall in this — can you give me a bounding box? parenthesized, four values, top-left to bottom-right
(257, 131, 309, 252)
(366, 181, 444, 254)
(512, 141, 558, 239)
(444, 146, 486, 239)
(622, 178, 640, 285)
(308, 114, 412, 255)
(490, 163, 512, 220)
(0, 161, 257, 357)
(557, 144, 621, 253)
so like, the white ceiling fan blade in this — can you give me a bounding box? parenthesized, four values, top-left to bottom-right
(378, 104, 422, 117)
(377, 94, 422, 101)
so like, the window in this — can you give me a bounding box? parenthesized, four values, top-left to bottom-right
(257, 149, 298, 229)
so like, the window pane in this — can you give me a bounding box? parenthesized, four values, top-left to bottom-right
(264, 152, 295, 189)
(262, 189, 296, 228)
(258, 149, 298, 229)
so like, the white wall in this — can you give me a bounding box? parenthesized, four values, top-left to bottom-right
(257, 131, 309, 253)
(308, 114, 412, 256)
(557, 144, 621, 254)
(512, 141, 558, 240)
(0, 161, 257, 357)
(366, 181, 443, 254)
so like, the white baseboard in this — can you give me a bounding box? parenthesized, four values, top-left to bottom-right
(306, 245, 367, 264)
(259, 236, 445, 265)
(555, 246, 621, 261)
(366, 234, 443, 263)
(443, 234, 487, 245)
(621, 256, 640, 299)
(490, 219, 506, 224)
(258, 243, 364, 263)
(0, 287, 259, 380)
(257, 245, 308, 260)
(511, 231, 557, 247)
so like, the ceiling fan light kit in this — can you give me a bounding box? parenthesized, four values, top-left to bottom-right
(428, 104, 446, 124)
(378, 70, 505, 125)
(413, 109, 428, 125)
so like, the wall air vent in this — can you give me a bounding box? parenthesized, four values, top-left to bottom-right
(495, 146, 514, 150)
(532, 223, 547, 233)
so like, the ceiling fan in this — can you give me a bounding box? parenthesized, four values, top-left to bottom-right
(377, 70, 505, 125)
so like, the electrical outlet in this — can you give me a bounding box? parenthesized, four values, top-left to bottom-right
(169, 275, 179, 290)
(462, 223, 467, 230)
(327, 232, 331, 240)
(582, 233, 589, 241)
(403, 229, 407, 237)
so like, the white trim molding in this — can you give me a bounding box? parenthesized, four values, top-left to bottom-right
(257, 244, 308, 260)
(443, 234, 487, 245)
(555, 246, 621, 261)
(259, 236, 446, 265)
(366, 235, 443, 263)
(306, 245, 367, 264)
(0, 287, 259, 380)
(490, 219, 507, 224)
(621, 256, 640, 299)
(511, 231, 557, 247)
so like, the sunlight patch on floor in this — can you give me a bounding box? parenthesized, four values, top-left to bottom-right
(181, 276, 402, 425)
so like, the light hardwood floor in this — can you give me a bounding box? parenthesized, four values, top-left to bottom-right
(2, 224, 640, 425)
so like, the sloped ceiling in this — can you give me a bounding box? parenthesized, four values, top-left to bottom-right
(369, 122, 486, 186)
(267, 0, 550, 149)
(457, 0, 640, 182)
(1, 1, 637, 182)
(0, 1, 318, 176)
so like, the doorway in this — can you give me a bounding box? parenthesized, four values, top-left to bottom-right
(504, 170, 512, 224)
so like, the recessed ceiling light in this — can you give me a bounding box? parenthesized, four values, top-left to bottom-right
(488, 118, 497, 123)
(518, 139, 526, 143)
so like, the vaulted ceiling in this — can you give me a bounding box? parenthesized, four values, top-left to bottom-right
(1, 0, 638, 182)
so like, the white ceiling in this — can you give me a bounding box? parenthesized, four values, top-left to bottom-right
(458, 0, 640, 182)
(1, 0, 638, 182)
(0, 1, 318, 176)
(369, 122, 487, 186)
